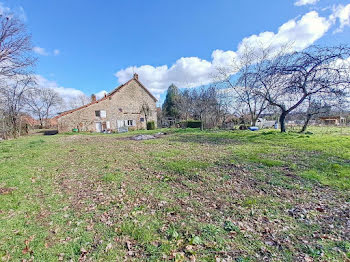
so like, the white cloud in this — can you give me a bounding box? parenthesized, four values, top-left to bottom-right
(34, 75, 85, 102)
(33, 47, 60, 56)
(53, 49, 60, 56)
(238, 11, 331, 53)
(294, 0, 319, 6)
(211, 49, 237, 67)
(330, 4, 350, 33)
(115, 10, 332, 97)
(33, 76, 112, 110)
(33, 46, 49, 56)
(95, 90, 108, 99)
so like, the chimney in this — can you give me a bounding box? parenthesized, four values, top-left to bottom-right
(133, 73, 138, 80)
(91, 94, 96, 102)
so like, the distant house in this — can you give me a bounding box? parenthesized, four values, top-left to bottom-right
(319, 116, 346, 126)
(20, 114, 39, 127)
(56, 74, 157, 133)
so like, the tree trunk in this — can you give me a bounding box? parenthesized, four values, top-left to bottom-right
(251, 118, 257, 126)
(19, 117, 22, 137)
(200, 114, 204, 131)
(279, 111, 287, 133)
(11, 117, 18, 138)
(300, 114, 312, 133)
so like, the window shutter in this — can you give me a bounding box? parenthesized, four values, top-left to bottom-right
(106, 121, 110, 129)
(100, 110, 106, 118)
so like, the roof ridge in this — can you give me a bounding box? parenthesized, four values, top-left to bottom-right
(107, 78, 134, 96)
(57, 77, 157, 118)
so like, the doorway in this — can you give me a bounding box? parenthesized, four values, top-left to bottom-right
(95, 122, 102, 132)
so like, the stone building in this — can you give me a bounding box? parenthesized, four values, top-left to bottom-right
(56, 74, 157, 133)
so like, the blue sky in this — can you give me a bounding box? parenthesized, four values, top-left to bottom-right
(2, 0, 350, 106)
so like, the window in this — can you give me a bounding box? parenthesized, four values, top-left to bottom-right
(95, 110, 106, 118)
(127, 120, 134, 126)
(140, 118, 144, 122)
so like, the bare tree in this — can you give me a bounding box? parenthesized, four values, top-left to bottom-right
(299, 96, 331, 133)
(256, 46, 350, 132)
(0, 89, 7, 138)
(215, 44, 273, 126)
(66, 94, 91, 110)
(140, 101, 152, 124)
(163, 86, 229, 130)
(298, 88, 348, 132)
(24, 87, 63, 128)
(215, 87, 232, 127)
(0, 9, 35, 138)
(178, 89, 192, 121)
(191, 86, 219, 130)
(0, 15, 35, 77)
(0, 75, 34, 137)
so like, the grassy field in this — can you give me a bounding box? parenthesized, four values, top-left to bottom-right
(1, 127, 350, 261)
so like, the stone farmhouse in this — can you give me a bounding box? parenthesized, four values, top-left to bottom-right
(56, 74, 157, 133)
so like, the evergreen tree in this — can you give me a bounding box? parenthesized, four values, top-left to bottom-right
(162, 84, 180, 119)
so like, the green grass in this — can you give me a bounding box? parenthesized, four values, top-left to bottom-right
(102, 171, 125, 187)
(0, 127, 349, 261)
(162, 159, 210, 174)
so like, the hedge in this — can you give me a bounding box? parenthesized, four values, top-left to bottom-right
(147, 121, 156, 130)
(180, 120, 202, 128)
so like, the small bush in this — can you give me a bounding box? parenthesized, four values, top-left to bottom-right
(147, 121, 155, 130)
(223, 221, 240, 232)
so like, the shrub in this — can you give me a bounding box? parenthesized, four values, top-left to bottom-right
(187, 120, 201, 128)
(147, 121, 155, 130)
(223, 221, 240, 232)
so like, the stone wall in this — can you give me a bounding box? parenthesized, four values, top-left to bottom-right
(57, 79, 157, 132)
